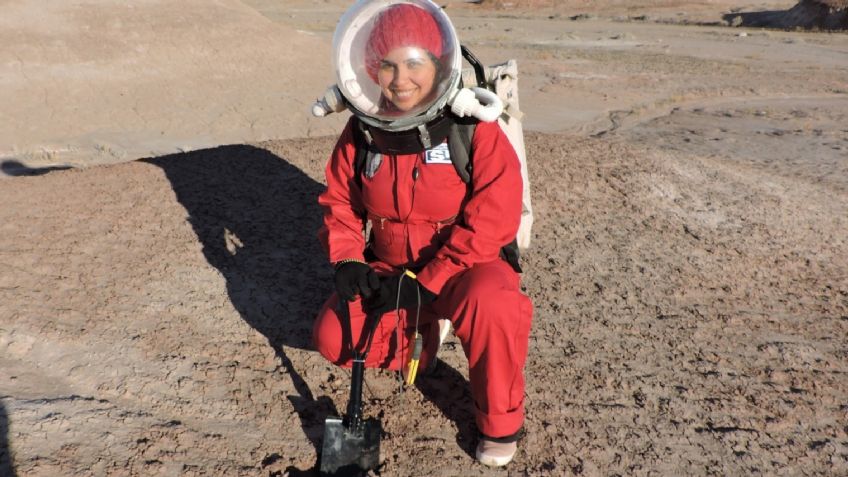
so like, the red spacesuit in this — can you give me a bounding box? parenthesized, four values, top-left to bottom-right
(313, 116, 533, 439)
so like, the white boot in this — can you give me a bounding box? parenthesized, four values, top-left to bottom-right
(476, 438, 518, 467)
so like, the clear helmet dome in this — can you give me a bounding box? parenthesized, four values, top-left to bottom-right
(332, 0, 461, 131)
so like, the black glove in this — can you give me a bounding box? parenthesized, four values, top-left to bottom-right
(364, 273, 437, 316)
(334, 261, 380, 302)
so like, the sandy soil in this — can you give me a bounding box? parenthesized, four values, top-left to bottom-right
(1, 1, 847, 476)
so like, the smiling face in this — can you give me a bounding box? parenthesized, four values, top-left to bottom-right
(377, 46, 438, 113)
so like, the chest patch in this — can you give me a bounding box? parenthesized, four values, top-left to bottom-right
(424, 142, 452, 164)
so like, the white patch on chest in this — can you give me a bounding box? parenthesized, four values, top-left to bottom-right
(424, 142, 452, 164)
(365, 152, 382, 178)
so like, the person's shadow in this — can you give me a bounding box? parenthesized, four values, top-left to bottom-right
(416, 356, 480, 458)
(0, 401, 15, 477)
(143, 144, 337, 472)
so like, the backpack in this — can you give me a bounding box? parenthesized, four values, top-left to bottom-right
(464, 58, 533, 252)
(349, 53, 532, 272)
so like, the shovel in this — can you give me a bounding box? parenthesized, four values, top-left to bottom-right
(319, 302, 383, 475)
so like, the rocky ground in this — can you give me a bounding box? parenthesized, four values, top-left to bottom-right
(1, 1, 847, 476)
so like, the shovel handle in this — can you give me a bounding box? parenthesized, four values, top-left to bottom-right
(338, 300, 370, 432)
(346, 354, 365, 431)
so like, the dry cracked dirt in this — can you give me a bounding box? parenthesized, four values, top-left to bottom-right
(1, 1, 847, 476)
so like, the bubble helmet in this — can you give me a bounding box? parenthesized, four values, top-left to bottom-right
(332, 0, 461, 132)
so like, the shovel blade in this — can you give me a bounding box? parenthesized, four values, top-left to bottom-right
(319, 416, 381, 475)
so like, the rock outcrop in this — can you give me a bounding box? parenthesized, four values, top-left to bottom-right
(725, 0, 848, 30)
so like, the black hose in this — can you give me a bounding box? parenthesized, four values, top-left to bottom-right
(461, 45, 488, 89)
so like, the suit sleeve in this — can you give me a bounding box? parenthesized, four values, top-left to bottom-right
(416, 121, 523, 294)
(317, 119, 368, 265)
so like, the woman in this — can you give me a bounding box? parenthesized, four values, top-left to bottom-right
(313, 1, 533, 467)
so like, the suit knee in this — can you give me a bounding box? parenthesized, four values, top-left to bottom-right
(313, 299, 344, 364)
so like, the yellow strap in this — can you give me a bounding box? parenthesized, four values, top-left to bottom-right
(405, 330, 422, 385)
(406, 359, 420, 385)
(403, 269, 417, 279)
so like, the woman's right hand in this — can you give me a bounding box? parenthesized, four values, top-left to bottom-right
(334, 261, 380, 302)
